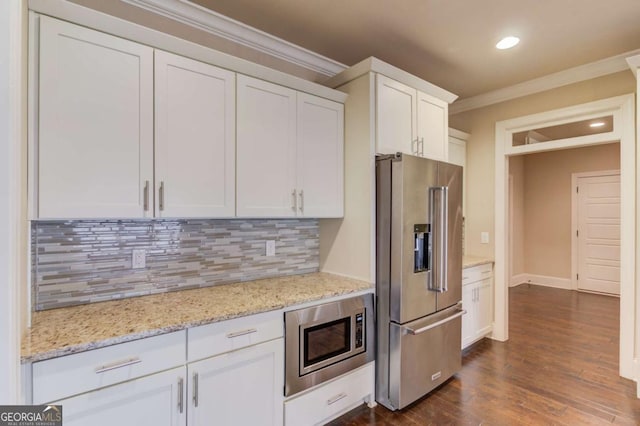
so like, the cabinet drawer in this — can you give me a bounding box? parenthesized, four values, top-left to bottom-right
(32, 330, 186, 404)
(285, 363, 373, 426)
(187, 310, 283, 362)
(463, 263, 493, 286)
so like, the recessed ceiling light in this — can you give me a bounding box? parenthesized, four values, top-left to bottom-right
(589, 121, 605, 128)
(496, 36, 520, 50)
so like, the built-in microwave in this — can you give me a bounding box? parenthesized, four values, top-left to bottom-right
(284, 294, 374, 396)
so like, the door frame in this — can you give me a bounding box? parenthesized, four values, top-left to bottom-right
(571, 170, 621, 292)
(494, 94, 635, 380)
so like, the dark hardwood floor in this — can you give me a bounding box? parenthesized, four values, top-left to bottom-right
(328, 284, 640, 425)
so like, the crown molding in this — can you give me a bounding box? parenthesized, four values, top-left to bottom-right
(121, 0, 347, 77)
(450, 48, 640, 115)
(627, 54, 640, 79)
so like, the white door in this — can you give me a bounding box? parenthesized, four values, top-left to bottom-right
(297, 93, 344, 217)
(237, 75, 297, 217)
(38, 16, 153, 218)
(376, 74, 417, 156)
(577, 174, 620, 295)
(53, 367, 186, 426)
(416, 91, 448, 161)
(155, 50, 235, 218)
(187, 339, 284, 426)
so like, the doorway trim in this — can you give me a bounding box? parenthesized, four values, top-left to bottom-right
(571, 170, 621, 292)
(494, 94, 635, 380)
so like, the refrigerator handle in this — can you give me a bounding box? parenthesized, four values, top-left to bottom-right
(429, 186, 448, 293)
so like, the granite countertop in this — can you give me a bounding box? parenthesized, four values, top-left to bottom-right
(22, 272, 373, 364)
(463, 255, 494, 268)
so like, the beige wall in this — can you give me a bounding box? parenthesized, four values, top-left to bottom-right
(450, 70, 636, 259)
(508, 156, 525, 278)
(522, 144, 620, 278)
(68, 0, 328, 82)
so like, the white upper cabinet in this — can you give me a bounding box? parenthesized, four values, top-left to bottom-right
(375, 74, 449, 161)
(37, 16, 154, 219)
(33, 16, 345, 220)
(376, 75, 417, 156)
(296, 93, 344, 217)
(417, 91, 448, 161)
(155, 51, 236, 218)
(236, 75, 298, 217)
(237, 76, 345, 218)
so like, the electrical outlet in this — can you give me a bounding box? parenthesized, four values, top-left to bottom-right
(265, 240, 276, 257)
(132, 249, 146, 268)
(480, 232, 489, 244)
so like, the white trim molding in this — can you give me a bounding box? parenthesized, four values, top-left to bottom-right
(452, 49, 640, 114)
(495, 94, 635, 379)
(1, 0, 28, 404)
(627, 54, 640, 79)
(121, 0, 347, 77)
(513, 274, 572, 290)
(509, 273, 528, 287)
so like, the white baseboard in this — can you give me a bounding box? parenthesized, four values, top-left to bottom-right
(511, 273, 572, 290)
(509, 273, 528, 287)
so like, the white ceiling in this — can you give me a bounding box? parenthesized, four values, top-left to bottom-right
(191, 0, 640, 99)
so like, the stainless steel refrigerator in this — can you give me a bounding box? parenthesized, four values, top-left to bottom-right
(376, 153, 464, 410)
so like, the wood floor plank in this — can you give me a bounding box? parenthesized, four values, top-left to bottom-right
(327, 285, 640, 425)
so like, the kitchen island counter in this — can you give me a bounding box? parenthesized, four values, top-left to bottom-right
(22, 272, 372, 363)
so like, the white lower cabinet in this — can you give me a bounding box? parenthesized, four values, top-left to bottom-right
(52, 366, 186, 426)
(187, 338, 284, 426)
(462, 263, 494, 348)
(284, 363, 374, 426)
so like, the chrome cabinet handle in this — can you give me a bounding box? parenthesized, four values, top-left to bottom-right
(178, 377, 184, 413)
(143, 180, 149, 212)
(94, 357, 141, 374)
(291, 189, 297, 211)
(327, 392, 348, 406)
(192, 372, 199, 407)
(159, 181, 165, 211)
(226, 328, 257, 339)
(405, 309, 466, 335)
(298, 190, 304, 213)
(419, 137, 425, 156)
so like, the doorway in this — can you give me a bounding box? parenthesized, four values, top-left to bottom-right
(494, 94, 635, 381)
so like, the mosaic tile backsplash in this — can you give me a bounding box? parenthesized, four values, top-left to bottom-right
(32, 219, 319, 311)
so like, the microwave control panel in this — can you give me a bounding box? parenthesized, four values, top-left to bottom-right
(355, 312, 364, 348)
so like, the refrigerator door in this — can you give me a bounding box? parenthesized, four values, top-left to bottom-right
(436, 161, 463, 311)
(389, 155, 438, 324)
(387, 303, 464, 409)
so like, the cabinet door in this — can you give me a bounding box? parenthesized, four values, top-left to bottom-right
(53, 367, 186, 426)
(38, 16, 153, 218)
(417, 91, 448, 161)
(476, 278, 493, 338)
(297, 93, 344, 217)
(188, 339, 284, 426)
(155, 50, 235, 218)
(375, 74, 417, 156)
(461, 283, 476, 349)
(237, 75, 297, 217)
